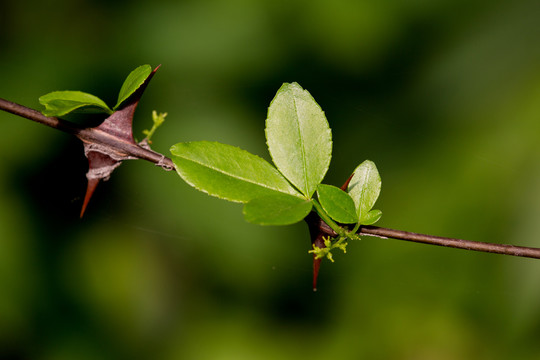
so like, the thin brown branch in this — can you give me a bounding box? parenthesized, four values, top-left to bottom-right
(360, 226, 540, 259)
(315, 219, 540, 259)
(0, 97, 81, 134)
(3, 97, 540, 259)
(0, 97, 174, 170)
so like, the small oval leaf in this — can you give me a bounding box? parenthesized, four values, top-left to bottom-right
(317, 184, 357, 224)
(266, 82, 332, 198)
(170, 141, 302, 203)
(39, 91, 112, 117)
(360, 209, 382, 225)
(114, 64, 152, 110)
(243, 194, 313, 225)
(347, 160, 381, 222)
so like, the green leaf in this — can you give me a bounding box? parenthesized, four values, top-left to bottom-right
(316, 184, 357, 224)
(39, 91, 112, 117)
(243, 194, 313, 225)
(170, 141, 302, 203)
(347, 160, 381, 222)
(266, 82, 332, 198)
(114, 64, 152, 110)
(360, 209, 382, 225)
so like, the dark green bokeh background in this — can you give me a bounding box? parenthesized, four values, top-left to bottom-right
(2, 0, 540, 358)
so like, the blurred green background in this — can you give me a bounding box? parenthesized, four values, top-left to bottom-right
(2, 0, 540, 358)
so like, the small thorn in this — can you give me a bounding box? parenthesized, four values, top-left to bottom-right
(341, 173, 355, 191)
(313, 255, 321, 291)
(80, 178, 99, 218)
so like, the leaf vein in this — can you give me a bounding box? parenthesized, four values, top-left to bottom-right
(291, 93, 310, 196)
(180, 155, 293, 194)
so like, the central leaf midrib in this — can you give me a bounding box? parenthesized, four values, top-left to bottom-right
(291, 94, 309, 196)
(182, 155, 295, 194)
(357, 167, 371, 215)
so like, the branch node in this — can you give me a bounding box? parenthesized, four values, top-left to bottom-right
(156, 155, 174, 171)
(83, 142, 136, 162)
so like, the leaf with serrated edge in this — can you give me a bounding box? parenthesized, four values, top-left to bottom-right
(39, 91, 112, 117)
(266, 82, 332, 198)
(347, 160, 381, 222)
(317, 184, 357, 224)
(243, 194, 313, 225)
(170, 141, 302, 203)
(114, 64, 152, 110)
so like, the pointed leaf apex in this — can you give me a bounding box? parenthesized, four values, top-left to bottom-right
(115, 64, 153, 110)
(96, 64, 160, 143)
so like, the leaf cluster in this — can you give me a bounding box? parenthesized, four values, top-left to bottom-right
(170, 83, 382, 259)
(39, 65, 153, 117)
(37, 63, 383, 265)
(37, 64, 165, 218)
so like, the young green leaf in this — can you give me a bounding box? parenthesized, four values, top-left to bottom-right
(114, 64, 152, 110)
(347, 160, 382, 223)
(39, 91, 113, 117)
(243, 194, 313, 225)
(266, 82, 332, 198)
(170, 141, 302, 203)
(316, 184, 357, 224)
(360, 209, 382, 225)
